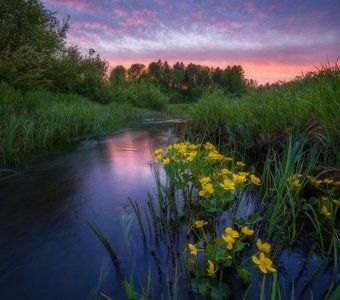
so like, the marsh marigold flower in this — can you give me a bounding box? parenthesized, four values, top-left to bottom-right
(250, 174, 261, 185)
(199, 176, 211, 184)
(241, 226, 254, 236)
(195, 220, 208, 228)
(162, 157, 170, 165)
(220, 178, 235, 191)
(222, 233, 236, 249)
(333, 199, 340, 206)
(188, 244, 197, 256)
(252, 253, 276, 274)
(233, 174, 246, 184)
(256, 239, 271, 253)
(237, 161, 245, 167)
(207, 260, 218, 278)
(323, 178, 333, 184)
(204, 142, 216, 151)
(224, 227, 239, 238)
(321, 206, 331, 217)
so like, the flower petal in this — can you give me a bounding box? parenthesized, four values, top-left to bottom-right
(259, 265, 268, 274)
(252, 255, 260, 264)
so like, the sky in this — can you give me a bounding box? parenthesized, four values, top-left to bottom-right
(43, 0, 340, 83)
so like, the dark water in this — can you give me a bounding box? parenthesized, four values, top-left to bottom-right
(0, 121, 334, 300)
(0, 121, 181, 300)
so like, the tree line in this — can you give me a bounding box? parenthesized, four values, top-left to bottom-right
(0, 0, 257, 109)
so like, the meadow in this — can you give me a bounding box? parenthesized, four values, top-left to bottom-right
(0, 82, 169, 170)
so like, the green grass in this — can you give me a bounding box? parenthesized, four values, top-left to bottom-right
(0, 82, 168, 168)
(166, 103, 197, 119)
(187, 66, 340, 168)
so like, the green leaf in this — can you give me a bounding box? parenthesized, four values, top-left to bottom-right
(234, 241, 246, 252)
(191, 278, 231, 300)
(237, 268, 252, 284)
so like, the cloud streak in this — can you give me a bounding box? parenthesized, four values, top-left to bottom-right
(43, 0, 340, 83)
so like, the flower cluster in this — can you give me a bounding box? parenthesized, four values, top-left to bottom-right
(153, 141, 262, 212)
(186, 220, 276, 281)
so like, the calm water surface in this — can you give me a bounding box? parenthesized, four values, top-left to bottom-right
(0, 121, 182, 300)
(0, 121, 333, 300)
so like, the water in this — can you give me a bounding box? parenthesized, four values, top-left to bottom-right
(0, 121, 180, 300)
(0, 121, 334, 300)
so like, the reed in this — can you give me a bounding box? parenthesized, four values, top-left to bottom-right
(0, 83, 168, 168)
(187, 65, 340, 168)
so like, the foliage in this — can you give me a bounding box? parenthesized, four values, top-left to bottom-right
(187, 65, 340, 168)
(0, 0, 68, 91)
(122, 139, 338, 298)
(0, 82, 166, 168)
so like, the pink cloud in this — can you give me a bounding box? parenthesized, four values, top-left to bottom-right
(44, 0, 89, 10)
(245, 1, 265, 18)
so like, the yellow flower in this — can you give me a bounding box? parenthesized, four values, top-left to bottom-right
(207, 260, 218, 278)
(252, 253, 276, 274)
(204, 183, 214, 194)
(198, 190, 206, 197)
(232, 174, 246, 184)
(199, 182, 215, 196)
(256, 239, 271, 253)
(162, 157, 170, 165)
(320, 196, 328, 201)
(250, 174, 261, 185)
(220, 168, 230, 175)
(308, 176, 322, 186)
(166, 145, 173, 153)
(199, 176, 211, 184)
(239, 172, 249, 177)
(224, 156, 233, 162)
(188, 244, 197, 256)
(237, 161, 245, 167)
(323, 178, 333, 184)
(334, 181, 340, 185)
(333, 199, 340, 206)
(153, 148, 163, 156)
(187, 151, 197, 161)
(224, 227, 239, 238)
(154, 154, 162, 163)
(222, 233, 235, 249)
(287, 177, 301, 187)
(220, 178, 235, 190)
(204, 142, 216, 151)
(195, 220, 208, 228)
(241, 226, 254, 236)
(320, 206, 331, 217)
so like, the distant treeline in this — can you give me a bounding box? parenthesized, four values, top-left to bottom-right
(0, 0, 257, 107)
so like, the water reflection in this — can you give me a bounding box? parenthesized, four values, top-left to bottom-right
(0, 122, 174, 300)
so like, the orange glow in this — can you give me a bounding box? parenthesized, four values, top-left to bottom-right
(107, 58, 319, 84)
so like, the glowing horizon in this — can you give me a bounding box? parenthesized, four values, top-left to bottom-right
(43, 0, 339, 84)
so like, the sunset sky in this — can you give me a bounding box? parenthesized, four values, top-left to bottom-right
(43, 0, 340, 83)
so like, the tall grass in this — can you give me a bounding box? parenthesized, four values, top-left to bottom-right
(187, 66, 340, 168)
(0, 82, 167, 168)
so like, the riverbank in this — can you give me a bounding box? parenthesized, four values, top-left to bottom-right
(0, 83, 190, 170)
(187, 66, 340, 171)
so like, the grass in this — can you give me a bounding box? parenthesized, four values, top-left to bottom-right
(187, 65, 340, 169)
(122, 139, 339, 299)
(0, 82, 169, 169)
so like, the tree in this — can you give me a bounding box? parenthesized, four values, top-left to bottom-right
(221, 65, 245, 93)
(171, 62, 185, 90)
(109, 65, 126, 86)
(148, 60, 163, 82)
(128, 63, 146, 81)
(0, 0, 69, 91)
(185, 63, 200, 90)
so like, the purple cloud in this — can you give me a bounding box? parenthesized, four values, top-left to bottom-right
(42, 0, 340, 83)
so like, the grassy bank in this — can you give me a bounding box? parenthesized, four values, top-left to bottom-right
(0, 82, 168, 169)
(187, 66, 340, 169)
